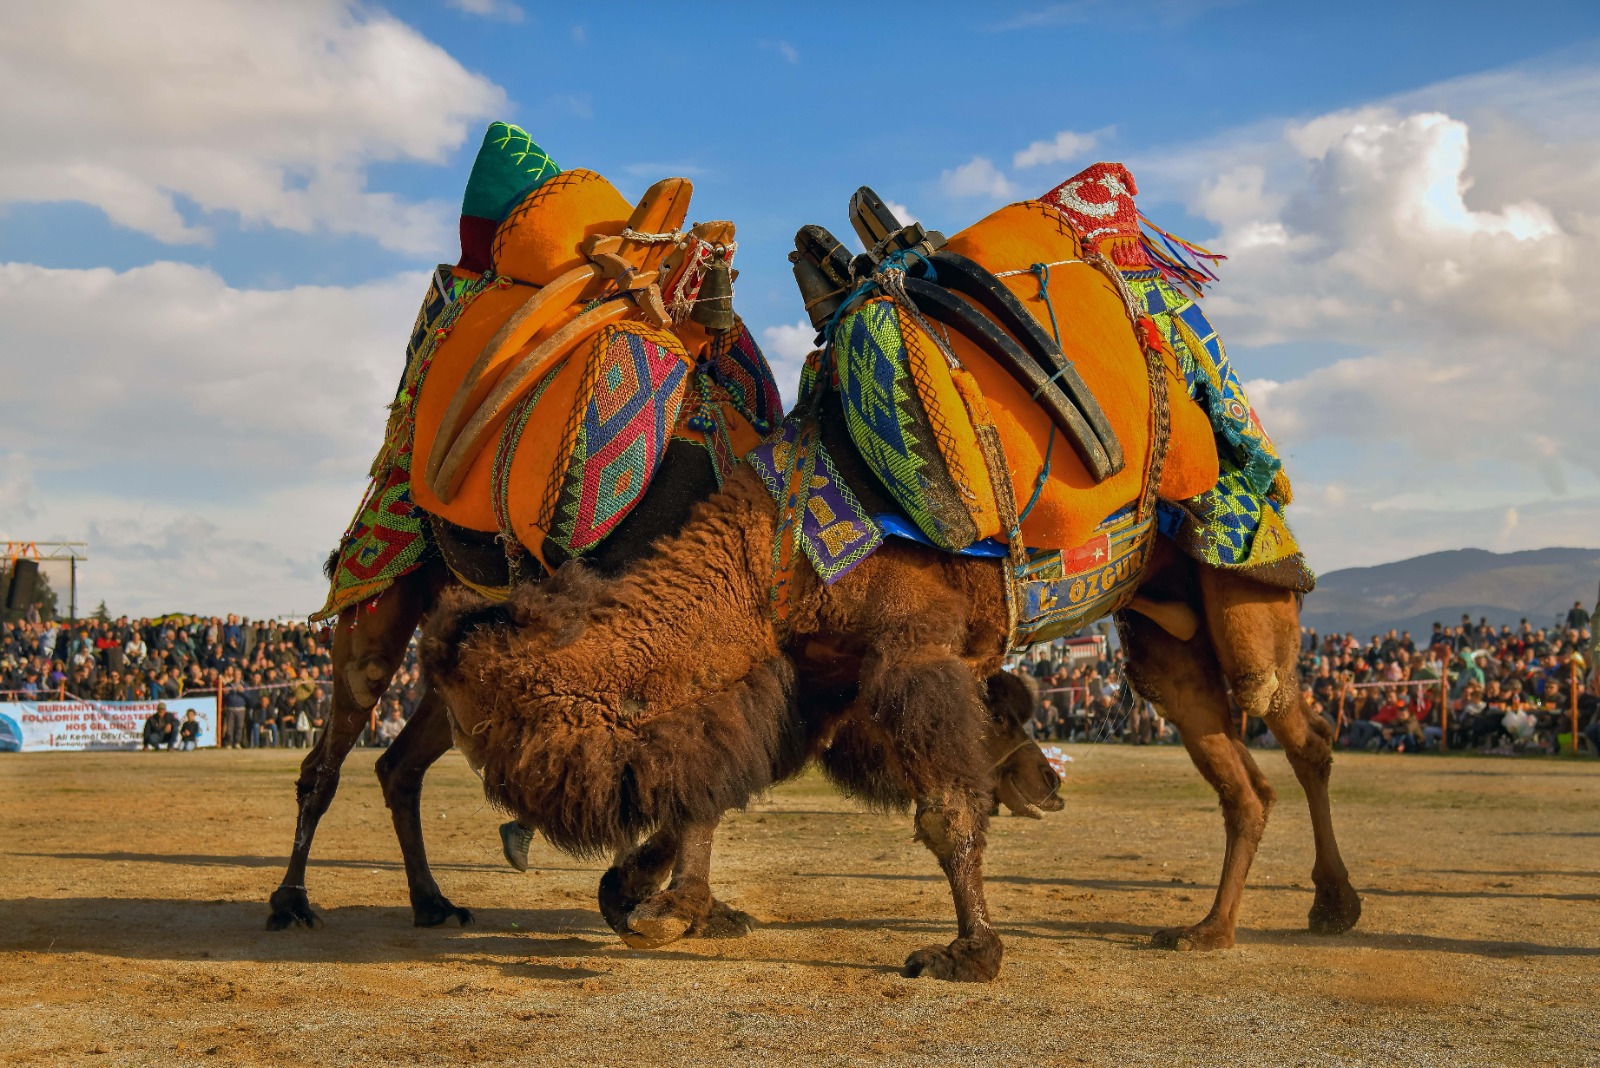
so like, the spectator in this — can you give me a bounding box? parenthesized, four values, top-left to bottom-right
(376, 708, 404, 747)
(159, 702, 180, 750)
(179, 709, 202, 750)
(140, 708, 165, 751)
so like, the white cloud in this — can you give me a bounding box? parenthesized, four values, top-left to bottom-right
(939, 156, 1016, 200)
(0, 260, 422, 615)
(1013, 129, 1104, 169)
(1134, 68, 1600, 567)
(778, 41, 800, 64)
(885, 199, 919, 226)
(448, 0, 525, 21)
(759, 319, 817, 404)
(0, 1, 504, 253)
(0, 453, 39, 527)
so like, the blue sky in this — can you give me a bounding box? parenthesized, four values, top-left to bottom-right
(2, 1, 1597, 615)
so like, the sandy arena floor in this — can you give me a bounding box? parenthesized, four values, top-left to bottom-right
(1, 744, 1596, 1067)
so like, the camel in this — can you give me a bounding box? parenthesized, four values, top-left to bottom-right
(266, 125, 1065, 932)
(421, 168, 1363, 980)
(268, 518, 1063, 934)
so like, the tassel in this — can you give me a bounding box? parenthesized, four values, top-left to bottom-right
(1137, 213, 1226, 299)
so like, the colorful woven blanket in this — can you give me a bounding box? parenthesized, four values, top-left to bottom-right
(316, 123, 781, 622)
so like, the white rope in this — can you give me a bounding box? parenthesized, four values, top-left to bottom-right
(993, 258, 1085, 277)
(621, 227, 685, 244)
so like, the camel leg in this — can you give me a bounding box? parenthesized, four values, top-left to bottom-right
(373, 687, 473, 927)
(902, 789, 1000, 981)
(1198, 566, 1361, 935)
(852, 638, 999, 981)
(597, 826, 680, 939)
(1119, 608, 1270, 950)
(612, 819, 750, 949)
(266, 560, 443, 930)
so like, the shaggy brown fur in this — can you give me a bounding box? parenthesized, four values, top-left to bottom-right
(428, 461, 1361, 980)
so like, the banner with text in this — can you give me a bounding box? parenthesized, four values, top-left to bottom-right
(0, 696, 217, 752)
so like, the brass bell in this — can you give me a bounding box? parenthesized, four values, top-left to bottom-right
(691, 243, 735, 332)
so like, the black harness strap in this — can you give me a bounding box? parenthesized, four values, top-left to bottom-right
(928, 251, 1123, 477)
(900, 276, 1116, 483)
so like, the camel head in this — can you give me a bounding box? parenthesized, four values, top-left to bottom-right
(983, 671, 1065, 818)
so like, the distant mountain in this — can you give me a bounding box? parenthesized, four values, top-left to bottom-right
(1302, 547, 1600, 638)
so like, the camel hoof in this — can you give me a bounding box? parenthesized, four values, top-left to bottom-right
(1150, 924, 1233, 951)
(266, 886, 320, 931)
(413, 895, 475, 928)
(619, 890, 704, 949)
(1308, 881, 1362, 936)
(499, 821, 535, 873)
(901, 936, 1001, 982)
(691, 898, 755, 939)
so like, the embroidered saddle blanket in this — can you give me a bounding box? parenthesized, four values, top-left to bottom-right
(315, 123, 781, 620)
(759, 162, 1311, 646)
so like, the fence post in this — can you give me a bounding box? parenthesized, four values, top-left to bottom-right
(1572, 659, 1581, 756)
(1439, 671, 1449, 752)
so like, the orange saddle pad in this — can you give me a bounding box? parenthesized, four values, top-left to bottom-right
(835, 201, 1219, 552)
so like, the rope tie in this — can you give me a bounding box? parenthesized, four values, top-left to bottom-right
(621, 227, 685, 244)
(1016, 424, 1055, 527)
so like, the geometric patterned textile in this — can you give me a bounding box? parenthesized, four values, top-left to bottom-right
(313, 269, 498, 622)
(703, 319, 783, 438)
(313, 453, 432, 622)
(1124, 272, 1313, 592)
(544, 323, 691, 558)
(1011, 504, 1158, 649)
(1128, 273, 1284, 499)
(746, 415, 883, 586)
(834, 298, 982, 552)
(1171, 458, 1315, 592)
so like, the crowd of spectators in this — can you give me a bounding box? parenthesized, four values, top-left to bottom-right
(1019, 601, 1599, 756)
(5, 595, 1597, 757)
(0, 611, 342, 748)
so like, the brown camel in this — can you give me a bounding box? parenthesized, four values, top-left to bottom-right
(427, 449, 1359, 979)
(266, 442, 1063, 932)
(422, 177, 1362, 979)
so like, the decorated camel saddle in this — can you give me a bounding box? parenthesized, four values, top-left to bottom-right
(755, 162, 1310, 647)
(315, 123, 782, 620)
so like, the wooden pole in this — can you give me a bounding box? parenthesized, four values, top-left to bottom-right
(1571, 659, 1581, 757)
(1439, 669, 1450, 752)
(1336, 681, 1349, 742)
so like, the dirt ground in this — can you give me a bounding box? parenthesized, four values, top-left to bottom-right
(1, 745, 1596, 1067)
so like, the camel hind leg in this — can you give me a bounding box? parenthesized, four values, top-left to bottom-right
(1198, 565, 1361, 935)
(267, 558, 446, 930)
(374, 686, 473, 927)
(1118, 608, 1272, 950)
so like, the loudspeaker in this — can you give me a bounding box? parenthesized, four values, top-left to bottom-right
(5, 559, 38, 610)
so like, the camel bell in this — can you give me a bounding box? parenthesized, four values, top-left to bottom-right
(691, 244, 735, 332)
